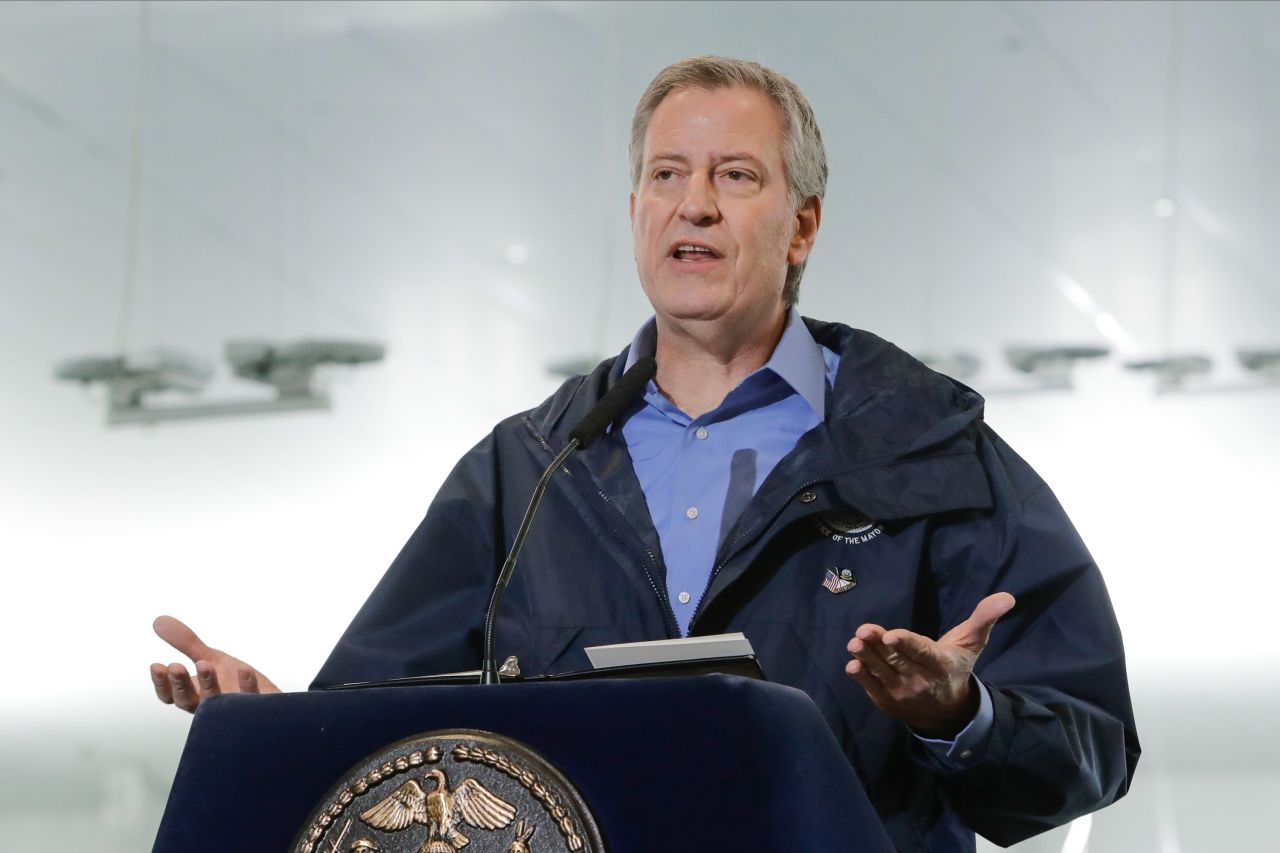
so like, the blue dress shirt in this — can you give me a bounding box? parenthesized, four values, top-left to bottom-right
(620, 308, 993, 765)
(622, 309, 838, 634)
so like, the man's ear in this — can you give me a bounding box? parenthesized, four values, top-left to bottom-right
(787, 196, 822, 266)
(629, 191, 636, 228)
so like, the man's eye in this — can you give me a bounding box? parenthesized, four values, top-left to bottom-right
(654, 169, 674, 181)
(725, 170, 747, 181)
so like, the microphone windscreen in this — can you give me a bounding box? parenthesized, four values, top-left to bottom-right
(568, 357, 657, 449)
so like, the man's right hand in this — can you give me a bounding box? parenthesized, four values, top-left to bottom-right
(148, 615, 280, 713)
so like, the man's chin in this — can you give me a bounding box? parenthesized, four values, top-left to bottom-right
(653, 300, 732, 326)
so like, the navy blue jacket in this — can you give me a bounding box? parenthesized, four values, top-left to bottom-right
(314, 319, 1140, 851)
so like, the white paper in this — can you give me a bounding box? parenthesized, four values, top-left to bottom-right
(584, 632, 754, 670)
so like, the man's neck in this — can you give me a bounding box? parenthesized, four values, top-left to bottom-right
(652, 308, 788, 419)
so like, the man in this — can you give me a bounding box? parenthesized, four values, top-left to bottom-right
(152, 56, 1138, 851)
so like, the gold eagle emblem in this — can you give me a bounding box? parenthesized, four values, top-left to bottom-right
(359, 768, 516, 852)
(507, 819, 536, 853)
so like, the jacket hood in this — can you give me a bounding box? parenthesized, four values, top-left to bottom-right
(799, 319, 992, 520)
(805, 318, 985, 463)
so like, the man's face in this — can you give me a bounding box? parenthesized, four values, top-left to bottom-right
(630, 86, 817, 334)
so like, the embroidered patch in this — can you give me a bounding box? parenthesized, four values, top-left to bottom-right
(822, 567, 857, 594)
(814, 511, 885, 545)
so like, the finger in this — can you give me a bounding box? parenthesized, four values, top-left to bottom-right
(847, 622, 887, 654)
(238, 666, 260, 694)
(166, 663, 200, 713)
(848, 632, 901, 683)
(942, 592, 1017, 652)
(844, 658, 893, 706)
(971, 592, 1016, 627)
(854, 623, 886, 643)
(153, 615, 213, 664)
(881, 629, 944, 675)
(195, 661, 222, 699)
(850, 624, 906, 679)
(150, 663, 174, 704)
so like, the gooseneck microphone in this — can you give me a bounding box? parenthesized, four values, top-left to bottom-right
(479, 357, 657, 684)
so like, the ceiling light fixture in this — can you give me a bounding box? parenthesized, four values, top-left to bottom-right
(917, 351, 981, 382)
(1001, 345, 1111, 392)
(1237, 348, 1280, 380)
(1123, 354, 1212, 393)
(56, 339, 385, 425)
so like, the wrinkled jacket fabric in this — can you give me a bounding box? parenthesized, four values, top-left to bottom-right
(314, 319, 1140, 851)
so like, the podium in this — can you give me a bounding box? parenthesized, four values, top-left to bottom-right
(152, 675, 895, 852)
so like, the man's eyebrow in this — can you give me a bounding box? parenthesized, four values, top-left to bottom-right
(714, 152, 765, 167)
(647, 152, 767, 167)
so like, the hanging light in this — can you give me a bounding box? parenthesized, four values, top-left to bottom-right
(1123, 355, 1212, 393)
(1003, 345, 1111, 391)
(57, 340, 384, 425)
(916, 351, 982, 382)
(1237, 348, 1280, 381)
(56, 350, 212, 410)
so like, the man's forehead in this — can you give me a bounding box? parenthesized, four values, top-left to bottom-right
(649, 85, 784, 128)
(644, 86, 786, 163)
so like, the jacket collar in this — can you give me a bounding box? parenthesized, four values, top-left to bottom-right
(529, 317, 993, 521)
(622, 308, 831, 421)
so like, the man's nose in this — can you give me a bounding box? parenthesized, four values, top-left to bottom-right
(678, 174, 720, 226)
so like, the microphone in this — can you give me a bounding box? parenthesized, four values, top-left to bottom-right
(567, 357, 658, 448)
(480, 357, 657, 684)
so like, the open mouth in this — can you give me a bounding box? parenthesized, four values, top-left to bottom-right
(670, 242, 723, 261)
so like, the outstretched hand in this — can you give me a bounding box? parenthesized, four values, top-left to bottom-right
(149, 615, 280, 713)
(845, 592, 1015, 738)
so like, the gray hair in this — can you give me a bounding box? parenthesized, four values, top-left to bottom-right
(629, 56, 828, 308)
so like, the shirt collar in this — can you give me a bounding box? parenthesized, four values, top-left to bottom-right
(623, 307, 829, 420)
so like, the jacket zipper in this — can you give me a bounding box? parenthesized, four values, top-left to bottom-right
(525, 419, 680, 638)
(530, 429, 572, 477)
(593, 488, 681, 638)
(689, 478, 829, 632)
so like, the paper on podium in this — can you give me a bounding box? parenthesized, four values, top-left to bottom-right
(585, 632, 754, 669)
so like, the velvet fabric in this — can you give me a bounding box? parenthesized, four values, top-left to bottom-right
(152, 675, 895, 852)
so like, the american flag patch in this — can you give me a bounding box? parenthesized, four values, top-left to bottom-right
(822, 567, 856, 594)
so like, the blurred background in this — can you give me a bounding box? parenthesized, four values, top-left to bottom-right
(2, 1, 1278, 849)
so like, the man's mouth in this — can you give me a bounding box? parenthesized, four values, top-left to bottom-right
(670, 242, 723, 261)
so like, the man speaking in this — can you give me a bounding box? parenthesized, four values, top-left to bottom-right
(151, 56, 1139, 850)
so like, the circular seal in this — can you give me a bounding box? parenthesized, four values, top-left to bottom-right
(294, 729, 606, 853)
(821, 511, 876, 535)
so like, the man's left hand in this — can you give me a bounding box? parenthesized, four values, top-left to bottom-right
(845, 592, 1016, 738)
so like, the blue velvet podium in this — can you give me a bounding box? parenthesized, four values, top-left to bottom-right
(152, 675, 894, 852)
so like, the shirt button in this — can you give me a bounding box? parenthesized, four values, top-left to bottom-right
(677, 591, 692, 604)
(959, 749, 973, 760)
(685, 506, 699, 520)
(695, 426, 709, 440)
(799, 491, 817, 503)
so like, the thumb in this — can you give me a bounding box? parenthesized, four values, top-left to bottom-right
(153, 615, 213, 663)
(942, 592, 1016, 653)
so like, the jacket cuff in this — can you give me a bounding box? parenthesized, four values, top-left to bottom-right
(910, 676, 994, 771)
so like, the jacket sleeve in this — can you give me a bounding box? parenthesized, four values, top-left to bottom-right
(914, 426, 1140, 846)
(309, 431, 504, 688)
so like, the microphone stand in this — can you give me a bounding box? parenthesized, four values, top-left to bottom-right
(478, 356, 655, 685)
(479, 438, 579, 684)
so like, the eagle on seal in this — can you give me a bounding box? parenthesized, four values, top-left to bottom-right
(358, 768, 516, 852)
